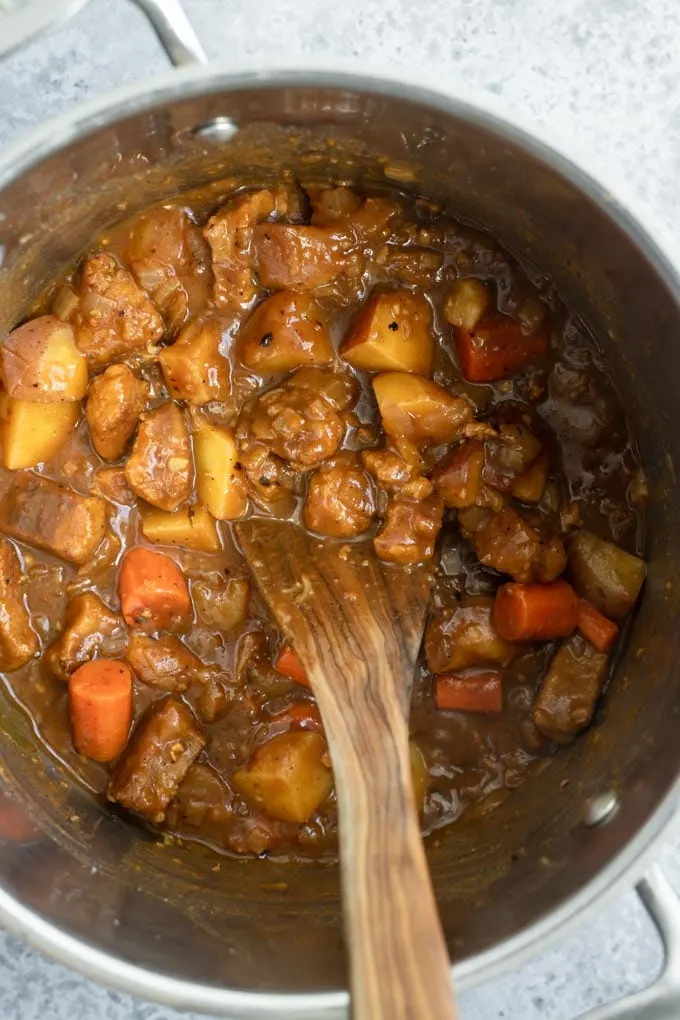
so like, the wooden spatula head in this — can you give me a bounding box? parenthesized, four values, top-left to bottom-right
(236, 517, 457, 1020)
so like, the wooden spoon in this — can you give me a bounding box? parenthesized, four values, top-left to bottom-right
(236, 518, 458, 1020)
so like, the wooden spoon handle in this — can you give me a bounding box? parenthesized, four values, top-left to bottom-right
(329, 692, 457, 1020)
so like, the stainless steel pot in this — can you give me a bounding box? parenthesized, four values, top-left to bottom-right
(1, 2, 680, 1017)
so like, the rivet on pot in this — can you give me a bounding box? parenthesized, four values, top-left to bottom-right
(584, 790, 620, 827)
(192, 117, 239, 143)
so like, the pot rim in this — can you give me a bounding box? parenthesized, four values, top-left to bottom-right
(1, 61, 680, 1016)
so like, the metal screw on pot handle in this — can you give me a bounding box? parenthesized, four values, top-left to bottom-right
(578, 865, 680, 1020)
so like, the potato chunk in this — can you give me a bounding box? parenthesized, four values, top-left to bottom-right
(0, 395, 80, 470)
(72, 253, 164, 369)
(140, 504, 222, 553)
(443, 278, 491, 331)
(193, 415, 247, 520)
(0, 474, 107, 565)
(0, 539, 39, 671)
(235, 291, 334, 376)
(159, 318, 231, 405)
(85, 364, 148, 461)
(568, 531, 646, 619)
(0, 315, 87, 402)
(233, 731, 333, 824)
(340, 290, 434, 375)
(125, 403, 192, 511)
(425, 596, 517, 673)
(373, 372, 473, 446)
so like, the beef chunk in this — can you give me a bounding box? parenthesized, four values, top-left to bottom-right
(303, 454, 375, 538)
(107, 697, 205, 823)
(126, 633, 205, 692)
(237, 374, 345, 472)
(125, 205, 212, 334)
(125, 402, 192, 511)
(45, 592, 127, 681)
(0, 539, 38, 670)
(72, 253, 164, 368)
(374, 494, 443, 565)
(532, 633, 609, 743)
(253, 223, 360, 291)
(0, 474, 108, 565)
(86, 364, 148, 461)
(202, 188, 282, 312)
(457, 505, 566, 583)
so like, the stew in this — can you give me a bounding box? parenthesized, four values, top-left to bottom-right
(0, 179, 646, 858)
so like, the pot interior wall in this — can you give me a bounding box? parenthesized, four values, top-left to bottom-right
(0, 79, 679, 995)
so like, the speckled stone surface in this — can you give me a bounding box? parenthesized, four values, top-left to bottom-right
(1, 1, 680, 1017)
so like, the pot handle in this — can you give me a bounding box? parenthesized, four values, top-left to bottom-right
(578, 865, 680, 1019)
(129, 0, 207, 67)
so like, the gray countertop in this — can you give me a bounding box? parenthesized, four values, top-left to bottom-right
(1, 0, 680, 1017)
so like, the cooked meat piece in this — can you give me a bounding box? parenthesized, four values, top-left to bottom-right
(303, 454, 375, 538)
(482, 423, 543, 492)
(72, 253, 164, 369)
(374, 494, 443, 565)
(375, 244, 443, 286)
(237, 444, 298, 514)
(92, 466, 137, 506)
(165, 762, 233, 840)
(202, 188, 280, 312)
(286, 366, 360, 412)
(125, 205, 212, 334)
(191, 573, 250, 633)
(107, 697, 205, 823)
(253, 223, 361, 291)
(0, 539, 39, 670)
(532, 633, 609, 743)
(237, 377, 345, 471)
(425, 596, 518, 673)
(458, 505, 566, 583)
(85, 364, 149, 461)
(125, 403, 192, 511)
(0, 474, 108, 565)
(126, 633, 206, 692)
(362, 448, 412, 490)
(45, 592, 127, 681)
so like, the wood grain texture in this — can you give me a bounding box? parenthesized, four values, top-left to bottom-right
(236, 519, 457, 1020)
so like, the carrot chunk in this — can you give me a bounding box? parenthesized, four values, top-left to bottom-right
(119, 547, 191, 632)
(69, 659, 133, 762)
(434, 670, 503, 713)
(456, 315, 548, 383)
(577, 600, 619, 653)
(493, 579, 579, 642)
(274, 644, 310, 687)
